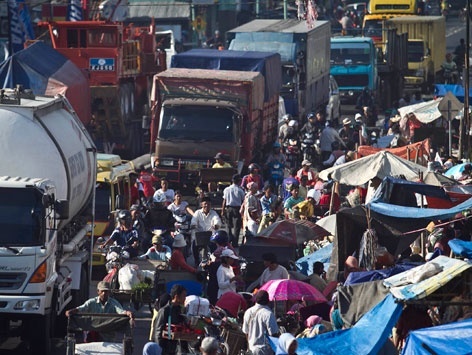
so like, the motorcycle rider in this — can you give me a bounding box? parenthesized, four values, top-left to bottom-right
(300, 112, 318, 136)
(278, 114, 292, 143)
(146, 192, 176, 248)
(101, 209, 141, 259)
(320, 120, 345, 161)
(138, 232, 172, 261)
(241, 163, 264, 192)
(296, 160, 318, 187)
(441, 53, 458, 84)
(264, 142, 286, 189)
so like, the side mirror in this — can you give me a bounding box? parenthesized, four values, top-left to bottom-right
(55, 200, 69, 220)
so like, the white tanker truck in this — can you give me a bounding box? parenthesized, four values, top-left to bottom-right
(0, 88, 96, 353)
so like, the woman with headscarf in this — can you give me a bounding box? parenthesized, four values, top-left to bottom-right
(276, 333, 298, 355)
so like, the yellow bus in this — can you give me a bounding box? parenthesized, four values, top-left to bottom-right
(368, 0, 417, 14)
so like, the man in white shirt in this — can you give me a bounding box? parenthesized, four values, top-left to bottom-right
(259, 253, 289, 287)
(242, 290, 279, 355)
(191, 197, 222, 265)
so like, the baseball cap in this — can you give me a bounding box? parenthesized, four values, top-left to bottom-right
(221, 248, 239, 259)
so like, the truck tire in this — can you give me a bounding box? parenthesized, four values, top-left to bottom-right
(27, 312, 53, 354)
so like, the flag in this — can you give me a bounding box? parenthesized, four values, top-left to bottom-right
(68, 0, 83, 21)
(7, 0, 35, 54)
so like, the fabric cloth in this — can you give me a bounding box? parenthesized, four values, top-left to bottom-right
(242, 303, 279, 354)
(215, 291, 247, 318)
(169, 249, 196, 273)
(294, 200, 315, 219)
(296, 168, 317, 186)
(305, 315, 322, 328)
(216, 264, 237, 298)
(260, 265, 289, 286)
(276, 333, 297, 355)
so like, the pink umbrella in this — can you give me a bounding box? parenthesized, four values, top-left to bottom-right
(259, 279, 327, 303)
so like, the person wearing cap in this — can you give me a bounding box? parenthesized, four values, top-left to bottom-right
(138, 231, 172, 261)
(334, 150, 356, 166)
(65, 281, 134, 341)
(222, 174, 246, 247)
(200, 336, 219, 355)
(212, 152, 232, 169)
(283, 184, 304, 219)
(216, 248, 241, 298)
(242, 290, 279, 355)
(169, 234, 197, 273)
(338, 117, 354, 147)
(296, 159, 318, 186)
(300, 112, 317, 136)
(278, 114, 292, 143)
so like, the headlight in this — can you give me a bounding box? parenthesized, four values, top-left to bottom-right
(14, 299, 40, 311)
(160, 159, 174, 167)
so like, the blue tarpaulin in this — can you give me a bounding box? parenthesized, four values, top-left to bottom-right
(448, 238, 472, 259)
(296, 243, 333, 276)
(401, 318, 472, 355)
(344, 263, 417, 286)
(435, 84, 472, 102)
(170, 49, 282, 100)
(270, 294, 402, 355)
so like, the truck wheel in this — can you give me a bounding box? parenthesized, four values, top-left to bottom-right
(28, 314, 52, 354)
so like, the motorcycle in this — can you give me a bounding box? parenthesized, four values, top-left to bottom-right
(300, 132, 321, 166)
(267, 159, 285, 191)
(284, 138, 300, 170)
(173, 211, 192, 257)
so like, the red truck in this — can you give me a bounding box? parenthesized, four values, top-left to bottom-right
(150, 55, 281, 186)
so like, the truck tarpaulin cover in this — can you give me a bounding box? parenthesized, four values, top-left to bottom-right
(0, 41, 91, 125)
(170, 49, 281, 100)
(155, 68, 265, 110)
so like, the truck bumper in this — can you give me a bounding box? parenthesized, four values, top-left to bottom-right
(0, 294, 47, 315)
(404, 76, 425, 86)
(339, 90, 362, 104)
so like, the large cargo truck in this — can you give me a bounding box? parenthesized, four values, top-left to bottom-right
(330, 36, 378, 105)
(227, 19, 331, 119)
(385, 16, 446, 92)
(0, 89, 96, 353)
(150, 65, 280, 186)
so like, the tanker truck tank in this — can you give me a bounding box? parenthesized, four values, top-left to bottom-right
(0, 89, 96, 230)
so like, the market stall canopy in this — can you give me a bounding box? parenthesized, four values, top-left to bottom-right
(423, 171, 458, 186)
(357, 139, 430, 164)
(402, 318, 472, 355)
(398, 92, 463, 123)
(319, 151, 426, 185)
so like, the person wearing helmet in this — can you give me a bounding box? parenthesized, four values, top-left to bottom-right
(278, 113, 292, 143)
(300, 112, 317, 136)
(264, 142, 287, 175)
(241, 163, 264, 191)
(101, 209, 140, 258)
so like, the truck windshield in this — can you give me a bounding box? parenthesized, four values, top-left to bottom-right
(407, 42, 425, 62)
(159, 106, 235, 142)
(0, 188, 44, 246)
(363, 20, 383, 39)
(331, 46, 371, 65)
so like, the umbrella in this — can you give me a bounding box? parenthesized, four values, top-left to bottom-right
(319, 151, 426, 185)
(259, 279, 327, 302)
(257, 219, 329, 245)
(315, 214, 337, 236)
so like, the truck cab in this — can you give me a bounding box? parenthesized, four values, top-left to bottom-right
(330, 37, 378, 104)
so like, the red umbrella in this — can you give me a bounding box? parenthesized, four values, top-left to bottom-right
(259, 279, 327, 302)
(257, 219, 329, 245)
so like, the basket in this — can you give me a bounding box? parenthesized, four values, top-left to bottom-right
(222, 328, 247, 355)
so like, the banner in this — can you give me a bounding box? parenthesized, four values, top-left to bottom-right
(8, 0, 34, 53)
(68, 0, 83, 21)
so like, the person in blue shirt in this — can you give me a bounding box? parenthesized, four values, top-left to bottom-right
(281, 168, 299, 202)
(101, 209, 140, 258)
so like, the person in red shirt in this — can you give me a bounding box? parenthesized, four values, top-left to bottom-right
(169, 234, 196, 273)
(139, 168, 159, 199)
(318, 183, 341, 213)
(296, 160, 318, 186)
(241, 163, 264, 191)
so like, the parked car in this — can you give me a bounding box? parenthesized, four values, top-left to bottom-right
(326, 75, 341, 125)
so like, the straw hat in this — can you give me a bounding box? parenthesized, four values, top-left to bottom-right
(342, 117, 351, 125)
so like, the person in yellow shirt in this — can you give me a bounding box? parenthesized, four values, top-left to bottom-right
(211, 152, 233, 189)
(294, 189, 321, 221)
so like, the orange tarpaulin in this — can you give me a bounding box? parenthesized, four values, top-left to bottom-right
(357, 139, 430, 166)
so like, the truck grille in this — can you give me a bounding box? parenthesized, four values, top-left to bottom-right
(0, 273, 27, 290)
(333, 74, 369, 87)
